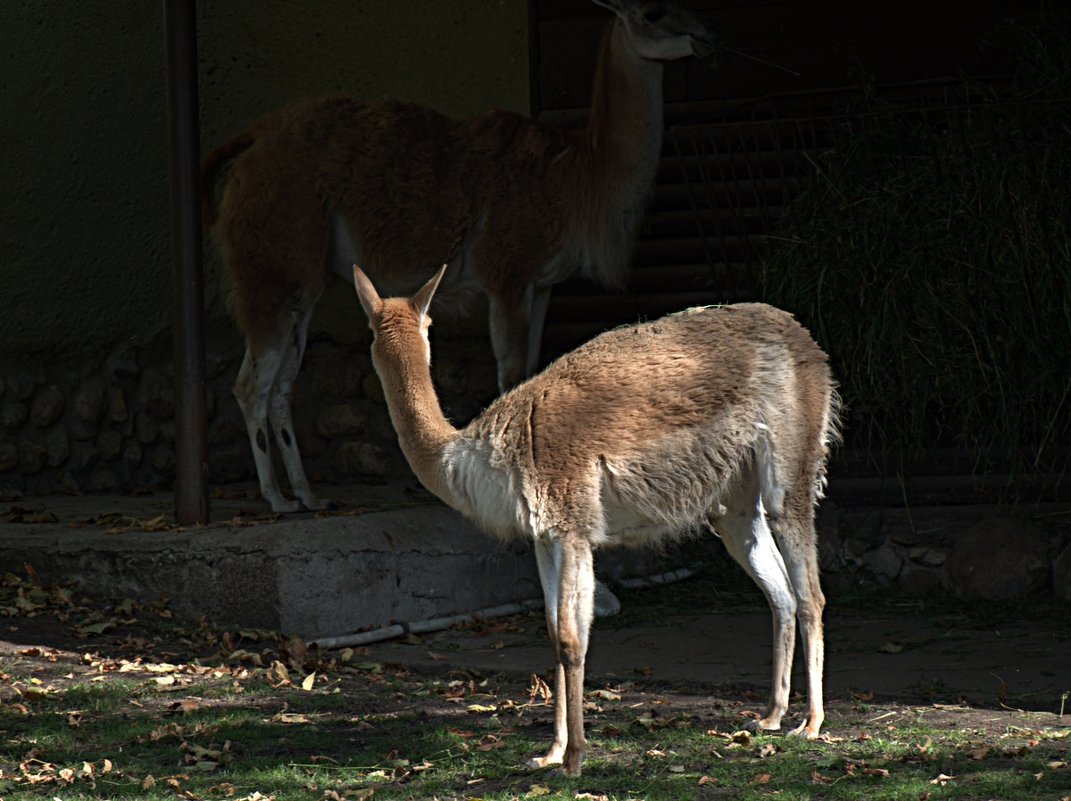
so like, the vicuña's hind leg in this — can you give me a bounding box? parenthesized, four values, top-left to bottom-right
(762, 391, 830, 739)
(714, 469, 797, 733)
(267, 304, 330, 511)
(235, 336, 300, 513)
(769, 499, 825, 738)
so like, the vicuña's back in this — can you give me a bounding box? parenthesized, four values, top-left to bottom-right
(353, 267, 838, 777)
(449, 303, 835, 545)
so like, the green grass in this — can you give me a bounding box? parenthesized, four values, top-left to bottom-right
(2, 653, 1069, 800)
(2, 567, 1069, 799)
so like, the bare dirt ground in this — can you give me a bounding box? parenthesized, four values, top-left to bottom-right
(2, 560, 1068, 731)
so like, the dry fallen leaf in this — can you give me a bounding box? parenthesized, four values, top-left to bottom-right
(930, 773, 955, 785)
(166, 699, 201, 716)
(267, 661, 290, 687)
(301, 672, 317, 691)
(812, 770, 835, 784)
(590, 688, 621, 701)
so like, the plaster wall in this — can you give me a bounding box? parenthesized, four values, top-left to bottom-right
(0, 0, 530, 373)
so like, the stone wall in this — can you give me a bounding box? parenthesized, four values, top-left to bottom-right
(0, 322, 499, 500)
(817, 503, 1071, 600)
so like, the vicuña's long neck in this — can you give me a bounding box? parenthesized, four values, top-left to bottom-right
(372, 341, 459, 504)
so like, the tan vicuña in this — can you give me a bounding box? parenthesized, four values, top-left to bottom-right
(354, 264, 840, 777)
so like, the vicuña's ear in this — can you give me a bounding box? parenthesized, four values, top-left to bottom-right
(353, 265, 382, 320)
(411, 264, 447, 321)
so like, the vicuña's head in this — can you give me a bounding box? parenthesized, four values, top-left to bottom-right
(353, 265, 446, 373)
(594, 0, 720, 63)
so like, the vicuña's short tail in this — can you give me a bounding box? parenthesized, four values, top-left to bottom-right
(200, 130, 254, 227)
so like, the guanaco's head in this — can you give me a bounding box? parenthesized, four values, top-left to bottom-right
(353, 265, 446, 372)
(593, 0, 719, 64)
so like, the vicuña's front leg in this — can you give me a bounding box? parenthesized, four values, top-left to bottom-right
(557, 537, 595, 776)
(527, 664, 568, 769)
(530, 539, 567, 768)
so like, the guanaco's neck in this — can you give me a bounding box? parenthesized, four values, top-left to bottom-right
(371, 330, 459, 504)
(587, 21, 665, 196)
(564, 20, 666, 288)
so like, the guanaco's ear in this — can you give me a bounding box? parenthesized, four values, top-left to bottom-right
(411, 264, 447, 321)
(590, 0, 631, 15)
(353, 265, 382, 320)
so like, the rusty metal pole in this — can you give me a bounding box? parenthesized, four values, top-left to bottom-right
(164, 0, 209, 524)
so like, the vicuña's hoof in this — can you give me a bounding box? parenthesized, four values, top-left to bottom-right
(562, 751, 584, 777)
(787, 720, 822, 739)
(526, 753, 563, 770)
(743, 717, 781, 734)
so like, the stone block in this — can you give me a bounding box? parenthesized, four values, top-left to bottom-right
(0, 443, 17, 472)
(123, 442, 143, 466)
(96, 430, 123, 461)
(362, 373, 385, 404)
(135, 412, 158, 444)
(333, 442, 392, 477)
(30, 386, 65, 428)
(137, 368, 175, 418)
(944, 516, 1050, 599)
(898, 562, 943, 596)
(46, 425, 70, 468)
(907, 545, 946, 567)
(860, 542, 903, 582)
(72, 377, 107, 423)
(6, 374, 35, 402)
(316, 404, 367, 439)
(2, 402, 28, 431)
(108, 384, 129, 423)
(0, 505, 544, 638)
(18, 442, 47, 474)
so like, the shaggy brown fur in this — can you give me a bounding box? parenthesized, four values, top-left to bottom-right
(200, 0, 717, 512)
(354, 265, 839, 777)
